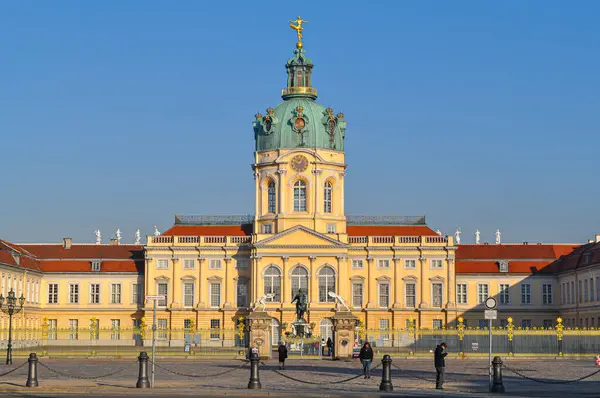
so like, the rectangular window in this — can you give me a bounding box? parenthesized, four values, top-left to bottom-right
(158, 319, 168, 340)
(597, 278, 600, 301)
(571, 281, 575, 304)
(111, 284, 122, 304)
(379, 319, 390, 342)
(293, 183, 307, 212)
(521, 284, 531, 304)
(183, 283, 195, 307)
(561, 283, 566, 305)
(237, 280, 248, 307)
(352, 260, 363, 269)
(324, 185, 332, 213)
(209, 260, 222, 269)
(404, 260, 416, 269)
(543, 319, 553, 329)
(352, 283, 363, 308)
(262, 224, 273, 234)
(566, 282, 571, 304)
(584, 279, 589, 302)
(132, 283, 142, 304)
(379, 283, 390, 308)
(499, 284, 510, 304)
(579, 280, 583, 303)
(91, 260, 101, 271)
(184, 259, 195, 269)
(521, 319, 532, 329)
(210, 283, 221, 308)
(431, 259, 443, 269)
(210, 319, 220, 340)
(68, 319, 78, 340)
(433, 319, 443, 329)
(590, 278, 594, 301)
(111, 319, 121, 340)
(326, 223, 336, 234)
(236, 259, 249, 270)
(378, 259, 390, 269)
(157, 283, 168, 306)
(184, 319, 192, 330)
(48, 319, 57, 340)
(432, 283, 443, 307)
(156, 259, 169, 269)
(405, 283, 416, 307)
(542, 284, 553, 305)
(456, 283, 467, 304)
(69, 284, 79, 304)
(477, 284, 489, 304)
(89, 284, 100, 304)
(48, 284, 58, 304)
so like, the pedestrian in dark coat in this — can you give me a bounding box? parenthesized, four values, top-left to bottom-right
(326, 337, 333, 356)
(277, 342, 288, 370)
(359, 342, 374, 379)
(434, 342, 448, 389)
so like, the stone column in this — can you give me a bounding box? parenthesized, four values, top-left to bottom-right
(196, 257, 206, 308)
(254, 171, 261, 217)
(392, 255, 401, 308)
(332, 311, 358, 361)
(171, 256, 180, 309)
(309, 256, 317, 305)
(366, 255, 375, 308)
(313, 169, 322, 230)
(277, 169, 287, 215)
(247, 311, 273, 359)
(338, 172, 346, 216)
(281, 256, 289, 306)
(446, 254, 455, 309)
(419, 253, 428, 308)
(224, 256, 233, 308)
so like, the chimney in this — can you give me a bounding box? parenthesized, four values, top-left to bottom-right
(109, 238, 119, 245)
(589, 239, 595, 244)
(62, 237, 72, 249)
(595, 234, 600, 243)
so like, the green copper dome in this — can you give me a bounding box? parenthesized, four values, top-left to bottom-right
(253, 47, 347, 152)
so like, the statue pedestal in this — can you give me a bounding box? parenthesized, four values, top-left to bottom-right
(247, 311, 273, 359)
(332, 311, 358, 361)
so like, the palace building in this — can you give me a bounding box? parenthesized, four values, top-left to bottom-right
(1, 20, 599, 349)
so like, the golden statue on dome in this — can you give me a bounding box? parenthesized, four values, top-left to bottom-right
(289, 16, 308, 48)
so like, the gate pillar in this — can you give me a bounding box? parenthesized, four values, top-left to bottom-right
(247, 311, 273, 359)
(332, 311, 358, 361)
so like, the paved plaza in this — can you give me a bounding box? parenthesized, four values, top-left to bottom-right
(0, 357, 599, 397)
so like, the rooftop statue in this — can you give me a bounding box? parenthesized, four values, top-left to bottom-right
(289, 16, 308, 47)
(134, 229, 141, 245)
(454, 228, 461, 245)
(94, 230, 102, 245)
(115, 229, 122, 243)
(495, 229, 502, 244)
(153, 226, 160, 236)
(475, 229, 481, 244)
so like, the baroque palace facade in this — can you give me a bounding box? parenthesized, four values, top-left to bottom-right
(2, 23, 600, 346)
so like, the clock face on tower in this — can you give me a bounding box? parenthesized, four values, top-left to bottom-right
(290, 155, 308, 172)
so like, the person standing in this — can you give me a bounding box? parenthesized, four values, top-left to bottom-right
(326, 337, 333, 357)
(359, 342, 374, 379)
(434, 342, 448, 390)
(278, 341, 288, 370)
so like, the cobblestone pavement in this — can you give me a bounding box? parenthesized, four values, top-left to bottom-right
(0, 357, 599, 397)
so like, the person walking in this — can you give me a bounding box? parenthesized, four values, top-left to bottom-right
(434, 342, 448, 390)
(359, 342, 374, 379)
(278, 341, 288, 370)
(326, 337, 333, 357)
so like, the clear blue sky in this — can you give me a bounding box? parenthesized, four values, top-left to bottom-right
(1, 1, 598, 244)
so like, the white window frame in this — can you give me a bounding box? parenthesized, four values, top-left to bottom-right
(132, 283, 142, 304)
(183, 282, 195, 308)
(352, 282, 363, 308)
(499, 283, 510, 304)
(91, 260, 101, 271)
(542, 284, 553, 305)
(237, 279, 248, 308)
(156, 283, 168, 307)
(477, 284, 489, 304)
(183, 259, 195, 269)
(68, 283, 79, 304)
(111, 283, 122, 304)
(293, 180, 307, 212)
(89, 283, 101, 304)
(431, 283, 443, 308)
(378, 282, 390, 308)
(326, 223, 336, 234)
(323, 181, 332, 213)
(404, 259, 416, 269)
(267, 181, 276, 213)
(351, 259, 363, 269)
(318, 266, 336, 303)
(405, 283, 416, 308)
(210, 319, 221, 340)
(456, 283, 467, 304)
(48, 283, 59, 304)
(430, 259, 443, 269)
(262, 223, 273, 234)
(521, 284, 532, 304)
(156, 259, 169, 269)
(209, 259, 222, 269)
(377, 259, 391, 269)
(209, 282, 221, 308)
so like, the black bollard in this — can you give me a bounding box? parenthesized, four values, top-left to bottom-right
(136, 352, 150, 388)
(25, 353, 39, 388)
(379, 355, 393, 392)
(491, 356, 505, 393)
(247, 347, 261, 389)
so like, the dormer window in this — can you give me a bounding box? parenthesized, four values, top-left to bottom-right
(584, 254, 592, 265)
(91, 260, 102, 272)
(498, 260, 509, 273)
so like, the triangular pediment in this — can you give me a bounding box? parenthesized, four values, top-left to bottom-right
(254, 225, 347, 248)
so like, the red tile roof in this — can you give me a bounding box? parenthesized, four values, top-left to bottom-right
(346, 226, 438, 236)
(162, 225, 252, 236)
(547, 241, 600, 274)
(0, 240, 42, 272)
(19, 244, 143, 259)
(456, 244, 580, 274)
(40, 260, 141, 273)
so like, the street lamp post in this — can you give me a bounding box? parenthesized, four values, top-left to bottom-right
(0, 289, 26, 364)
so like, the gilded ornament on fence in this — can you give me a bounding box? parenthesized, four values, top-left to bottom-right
(456, 317, 465, 341)
(41, 317, 48, 341)
(139, 317, 147, 340)
(358, 320, 366, 340)
(187, 318, 196, 335)
(237, 316, 245, 340)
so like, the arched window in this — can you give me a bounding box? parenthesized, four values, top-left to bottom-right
(267, 181, 276, 213)
(320, 318, 333, 341)
(293, 180, 307, 212)
(263, 266, 281, 302)
(271, 318, 280, 346)
(323, 181, 332, 213)
(290, 266, 309, 301)
(318, 266, 336, 302)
